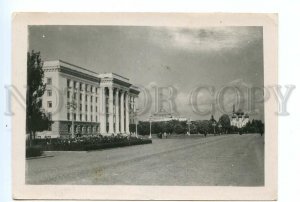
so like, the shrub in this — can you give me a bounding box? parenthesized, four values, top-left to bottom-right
(39, 136, 152, 151)
(26, 146, 43, 158)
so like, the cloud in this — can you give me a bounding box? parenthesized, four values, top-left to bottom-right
(147, 27, 262, 52)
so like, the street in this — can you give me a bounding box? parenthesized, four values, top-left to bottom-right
(26, 133, 264, 186)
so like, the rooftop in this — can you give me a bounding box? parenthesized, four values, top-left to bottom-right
(98, 72, 130, 83)
(43, 60, 132, 85)
(43, 60, 99, 78)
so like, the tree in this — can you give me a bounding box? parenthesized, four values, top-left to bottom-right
(174, 122, 185, 134)
(197, 120, 210, 137)
(190, 122, 198, 134)
(218, 114, 231, 134)
(137, 121, 149, 135)
(26, 51, 52, 146)
(165, 121, 174, 134)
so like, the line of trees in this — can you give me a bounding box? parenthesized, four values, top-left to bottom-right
(130, 114, 264, 136)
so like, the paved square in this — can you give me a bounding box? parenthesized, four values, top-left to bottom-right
(26, 134, 264, 186)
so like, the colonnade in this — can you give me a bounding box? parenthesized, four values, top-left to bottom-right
(99, 87, 136, 134)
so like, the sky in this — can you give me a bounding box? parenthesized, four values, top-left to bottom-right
(29, 25, 264, 121)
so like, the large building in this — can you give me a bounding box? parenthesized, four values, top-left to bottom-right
(149, 108, 187, 122)
(38, 60, 140, 139)
(230, 105, 250, 128)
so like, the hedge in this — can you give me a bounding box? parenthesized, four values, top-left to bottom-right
(42, 138, 152, 151)
(26, 146, 43, 158)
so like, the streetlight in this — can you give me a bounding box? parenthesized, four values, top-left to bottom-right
(149, 115, 152, 139)
(67, 98, 77, 139)
(187, 118, 191, 136)
(134, 108, 139, 138)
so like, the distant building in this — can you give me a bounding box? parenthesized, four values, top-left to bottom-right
(230, 105, 249, 128)
(149, 108, 187, 122)
(37, 60, 140, 139)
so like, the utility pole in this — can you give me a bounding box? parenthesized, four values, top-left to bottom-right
(135, 109, 139, 138)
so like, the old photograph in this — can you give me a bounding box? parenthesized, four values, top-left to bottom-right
(12, 13, 277, 200)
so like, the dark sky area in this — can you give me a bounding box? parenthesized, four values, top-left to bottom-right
(29, 26, 264, 121)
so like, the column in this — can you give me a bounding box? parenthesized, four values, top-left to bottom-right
(75, 82, 80, 122)
(133, 97, 136, 123)
(115, 89, 120, 133)
(108, 87, 114, 134)
(97, 87, 100, 133)
(133, 97, 136, 113)
(120, 91, 125, 133)
(70, 80, 75, 138)
(125, 93, 130, 133)
(82, 83, 86, 122)
(86, 84, 90, 123)
(100, 87, 106, 134)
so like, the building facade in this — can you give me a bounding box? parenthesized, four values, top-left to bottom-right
(230, 105, 249, 128)
(38, 60, 139, 139)
(150, 108, 187, 122)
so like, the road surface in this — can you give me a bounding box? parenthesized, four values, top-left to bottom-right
(26, 133, 264, 186)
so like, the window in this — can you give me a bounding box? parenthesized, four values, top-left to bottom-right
(47, 90, 52, 96)
(91, 105, 93, 112)
(80, 83, 82, 91)
(80, 114, 82, 121)
(80, 104, 82, 111)
(90, 86, 93, 92)
(85, 105, 88, 111)
(47, 101, 52, 108)
(90, 96, 93, 103)
(73, 113, 76, 121)
(85, 95, 88, 101)
(73, 81, 77, 89)
(67, 91, 70, 98)
(46, 77, 52, 85)
(96, 106, 98, 112)
(96, 116, 98, 122)
(67, 113, 70, 120)
(80, 93, 82, 101)
(85, 114, 88, 121)
(91, 115, 93, 122)
(96, 97, 98, 103)
(73, 93, 77, 99)
(86, 85, 89, 92)
(67, 79, 71, 87)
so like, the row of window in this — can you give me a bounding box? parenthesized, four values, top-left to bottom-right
(66, 102, 98, 113)
(67, 113, 98, 122)
(68, 125, 99, 133)
(47, 101, 131, 113)
(67, 91, 98, 103)
(67, 79, 99, 93)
